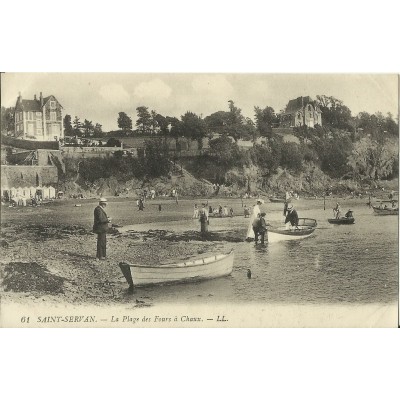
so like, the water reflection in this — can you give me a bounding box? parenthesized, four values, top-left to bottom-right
(126, 204, 398, 305)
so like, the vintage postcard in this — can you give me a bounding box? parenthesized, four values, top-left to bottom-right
(0, 73, 398, 327)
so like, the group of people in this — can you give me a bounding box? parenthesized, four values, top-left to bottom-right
(245, 199, 300, 244)
(193, 203, 234, 219)
(333, 202, 354, 219)
(92, 195, 302, 261)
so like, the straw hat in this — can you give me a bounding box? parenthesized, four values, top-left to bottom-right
(256, 199, 265, 204)
(286, 203, 293, 210)
(99, 197, 108, 203)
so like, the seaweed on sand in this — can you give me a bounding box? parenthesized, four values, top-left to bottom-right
(2, 262, 67, 294)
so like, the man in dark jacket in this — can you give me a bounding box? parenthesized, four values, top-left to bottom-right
(253, 212, 268, 244)
(93, 198, 111, 260)
(284, 204, 299, 229)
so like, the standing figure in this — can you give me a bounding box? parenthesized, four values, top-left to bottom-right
(229, 207, 234, 217)
(283, 191, 291, 216)
(333, 202, 341, 219)
(246, 199, 263, 240)
(193, 204, 199, 219)
(284, 204, 299, 230)
(223, 205, 228, 217)
(199, 203, 209, 235)
(93, 198, 111, 260)
(244, 205, 250, 218)
(138, 198, 144, 211)
(253, 212, 268, 244)
(218, 204, 223, 218)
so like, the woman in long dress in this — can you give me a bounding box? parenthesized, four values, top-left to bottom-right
(246, 200, 263, 240)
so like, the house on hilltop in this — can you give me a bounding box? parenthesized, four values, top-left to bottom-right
(280, 96, 322, 128)
(14, 92, 64, 142)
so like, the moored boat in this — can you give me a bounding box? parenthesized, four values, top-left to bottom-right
(267, 218, 317, 243)
(119, 250, 234, 288)
(372, 206, 398, 215)
(269, 197, 285, 203)
(328, 217, 355, 224)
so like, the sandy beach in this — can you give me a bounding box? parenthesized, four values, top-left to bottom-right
(0, 197, 251, 308)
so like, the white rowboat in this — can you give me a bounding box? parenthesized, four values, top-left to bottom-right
(267, 218, 317, 243)
(119, 250, 234, 288)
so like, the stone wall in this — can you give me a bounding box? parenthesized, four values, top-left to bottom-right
(1, 165, 58, 189)
(1, 135, 60, 150)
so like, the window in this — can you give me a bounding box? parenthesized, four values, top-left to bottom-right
(50, 111, 56, 121)
(37, 128, 43, 135)
(36, 112, 41, 117)
(50, 101, 56, 109)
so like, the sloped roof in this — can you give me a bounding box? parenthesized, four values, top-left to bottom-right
(43, 95, 63, 108)
(15, 95, 63, 111)
(283, 96, 322, 115)
(20, 99, 42, 112)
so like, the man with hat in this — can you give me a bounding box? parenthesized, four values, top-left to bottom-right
(93, 198, 111, 260)
(284, 203, 299, 230)
(345, 209, 353, 219)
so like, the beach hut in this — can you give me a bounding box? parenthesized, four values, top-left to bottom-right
(29, 186, 37, 197)
(16, 187, 24, 197)
(48, 186, 56, 199)
(10, 187, 17, 197)
(42, 187, 50, 199)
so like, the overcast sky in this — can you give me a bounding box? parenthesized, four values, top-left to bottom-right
(1, 73, 398, 131)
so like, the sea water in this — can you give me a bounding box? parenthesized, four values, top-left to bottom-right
(138, 203, 398, 305)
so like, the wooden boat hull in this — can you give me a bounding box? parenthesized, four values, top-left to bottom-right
(267, 218, 317, 243)
(269, 198, 284, 203)
(328, 218, 355, 224)
(120, 250, 234, 287)
(268, 227, 316, 243)
(372, 206, 398, 215)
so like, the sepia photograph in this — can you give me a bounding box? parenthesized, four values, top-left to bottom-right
(2, 3, 400, 400)
(0, 73, 398, 328)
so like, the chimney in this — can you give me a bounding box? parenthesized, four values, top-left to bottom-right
(34, 94, 37, 101)
(40, 92, 43, 106)
(18, 91, 22, 102)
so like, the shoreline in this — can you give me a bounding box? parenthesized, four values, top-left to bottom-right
(1, 196, 398, 309)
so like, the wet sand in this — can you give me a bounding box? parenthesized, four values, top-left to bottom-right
(0, 195, 390, 309)
(0, 197, 250, 307)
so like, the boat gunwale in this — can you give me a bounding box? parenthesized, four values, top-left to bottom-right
(327, 217, 355, 224)
(125, 249, 234, 270)
(268, 227, 316, 236)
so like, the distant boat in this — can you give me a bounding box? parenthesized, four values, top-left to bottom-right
(119, 250, 234, 288)
(328, 217, 355, 224)
(372, 206, 398, 215)
(267, 218, 317, 243)
(269, 197, 285, 203)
